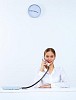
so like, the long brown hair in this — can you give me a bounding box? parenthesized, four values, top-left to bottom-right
(44, 48, 56, 57)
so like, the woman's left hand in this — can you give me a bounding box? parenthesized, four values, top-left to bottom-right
(39, 84, 51, 88)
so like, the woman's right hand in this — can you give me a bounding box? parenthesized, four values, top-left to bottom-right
(40, 59, 47, 72)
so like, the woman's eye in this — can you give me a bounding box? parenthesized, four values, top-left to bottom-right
(51, 56, 53, 58)
(45, 55, 54, 58)
(46, 56, 49, 58)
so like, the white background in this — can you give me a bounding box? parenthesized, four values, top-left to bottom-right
(0, 0, 76, 87)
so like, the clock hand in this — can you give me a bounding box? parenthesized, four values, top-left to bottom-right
(29, 10, 38, 13)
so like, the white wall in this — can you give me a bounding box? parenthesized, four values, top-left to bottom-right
(0, 0, 76, 87)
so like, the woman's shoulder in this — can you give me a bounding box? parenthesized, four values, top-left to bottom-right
(54, 66, 64, 72)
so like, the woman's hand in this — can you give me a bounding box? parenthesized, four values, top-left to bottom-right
(40, 59, 47, 72)
(39, 84, 51, 88)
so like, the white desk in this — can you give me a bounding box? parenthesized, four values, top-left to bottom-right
(0, 88, 76, 100)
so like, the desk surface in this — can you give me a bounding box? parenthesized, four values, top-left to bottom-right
(0, 88, 76, 100)
(0, 87, 76, 93)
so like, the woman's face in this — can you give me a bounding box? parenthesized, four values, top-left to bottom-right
(44, 51, 55, 65)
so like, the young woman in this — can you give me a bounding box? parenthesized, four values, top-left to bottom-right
(34, 48, 69, 88)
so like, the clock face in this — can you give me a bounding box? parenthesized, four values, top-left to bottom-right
(28, 4, 41, 18)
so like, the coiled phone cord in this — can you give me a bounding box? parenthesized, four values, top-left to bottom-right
(21, 66, 49, 89)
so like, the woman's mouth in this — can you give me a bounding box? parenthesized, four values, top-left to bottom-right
(47, 61, 52, 63)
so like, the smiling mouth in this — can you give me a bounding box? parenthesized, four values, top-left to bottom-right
(48, 61, 52, 63)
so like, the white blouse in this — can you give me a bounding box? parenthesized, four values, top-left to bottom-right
(34, 67, 70, 88)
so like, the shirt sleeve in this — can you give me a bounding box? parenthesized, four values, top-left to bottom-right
(51, 67, 70, 88)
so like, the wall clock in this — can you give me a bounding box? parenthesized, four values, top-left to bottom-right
(28, 4, 41, 18)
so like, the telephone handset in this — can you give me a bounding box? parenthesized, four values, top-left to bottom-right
(42, 59, 50, 68)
